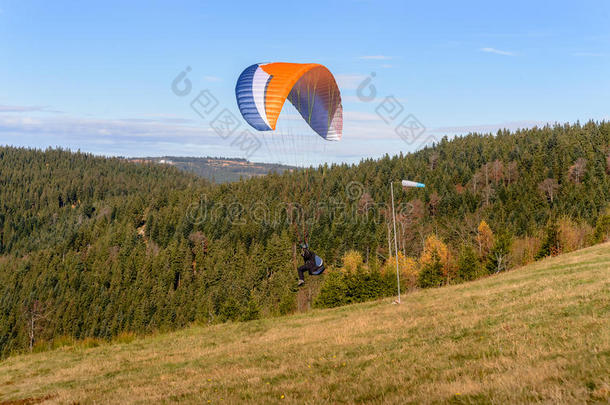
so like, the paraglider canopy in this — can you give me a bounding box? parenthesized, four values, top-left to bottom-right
(234, 62, 343, 248)
(235, 62, 343, 141)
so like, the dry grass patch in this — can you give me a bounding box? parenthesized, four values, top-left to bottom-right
(1, 243, 609, 404)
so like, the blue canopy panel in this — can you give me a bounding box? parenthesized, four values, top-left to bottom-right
(235, 64, 272, 131)
(287, 84, 333, 139)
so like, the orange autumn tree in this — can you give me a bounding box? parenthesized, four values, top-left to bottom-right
(476, 220, 494, 258)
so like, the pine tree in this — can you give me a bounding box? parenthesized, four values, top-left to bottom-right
(486, 232, 512, 274)
(418, 252, 444, 288)
(457, 245, 479, 281)
(536, 220, 561, 259)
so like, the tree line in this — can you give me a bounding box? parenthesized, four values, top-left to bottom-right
(0, 121, 609, 357)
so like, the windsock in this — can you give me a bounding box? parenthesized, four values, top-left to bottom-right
(401, 180, 425, 188)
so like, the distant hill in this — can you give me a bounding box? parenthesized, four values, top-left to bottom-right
(127, 156, 294, 183)
(1, 243, 608, 404)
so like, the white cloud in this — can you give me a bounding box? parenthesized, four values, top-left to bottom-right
(343, 111, 382, 121)
(0, 104, 61, 113)
(341, 95, 367, 103)
(0, 109, 412, 161)
(341, 119, 559, 143)
(429, 120, 551, 135)
(334, 74, 368, 90)
(341, 95, 408, 104)
(480, 47, 514, 56)
(359, 55, 392, 60)
(381, 64, 393, 68)
(0, 114, 215, 143)
(136, 113, 193, 122)
(573, 52, 605, 57)
(0, 108, 571, 165)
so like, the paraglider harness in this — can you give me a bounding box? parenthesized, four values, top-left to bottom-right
(297, 243, 325, 282)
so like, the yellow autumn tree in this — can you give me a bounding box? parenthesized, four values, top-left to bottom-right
(382, 252, 419, 289)
(341, 250, 365, 274)
(419, 235, 452, 277)
(476, 220, 494, 258)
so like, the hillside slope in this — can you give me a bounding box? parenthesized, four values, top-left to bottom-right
(1, 243, 608, 404)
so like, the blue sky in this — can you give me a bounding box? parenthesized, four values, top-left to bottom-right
(1, 0, 608, 164)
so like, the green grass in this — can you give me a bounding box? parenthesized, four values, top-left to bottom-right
(1, 243, 609, 404)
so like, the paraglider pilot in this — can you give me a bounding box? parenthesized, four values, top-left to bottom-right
(297, 243, 316, 286)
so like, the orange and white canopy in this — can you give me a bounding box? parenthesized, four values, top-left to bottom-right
(235, 62, 342, 141)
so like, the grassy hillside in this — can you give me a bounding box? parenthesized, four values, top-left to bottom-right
(1, 243, 608, 404)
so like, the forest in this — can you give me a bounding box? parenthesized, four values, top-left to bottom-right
(1, 121, 609, 358)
